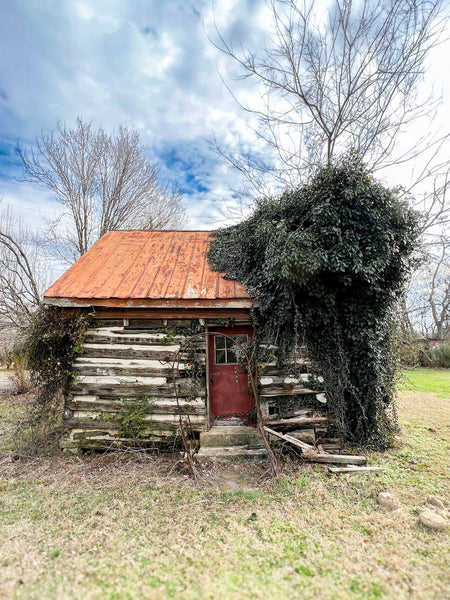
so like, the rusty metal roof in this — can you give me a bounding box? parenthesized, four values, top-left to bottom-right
(44, 230, 252, 309)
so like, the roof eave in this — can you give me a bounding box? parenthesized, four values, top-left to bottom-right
(43, 297, 257, 310)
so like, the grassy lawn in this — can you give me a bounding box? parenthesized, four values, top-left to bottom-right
(0, 371, 448, 599)
(400, 368, 450, 398)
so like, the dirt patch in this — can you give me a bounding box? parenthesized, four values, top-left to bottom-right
(0, 449, 274, 494)
(198, 460, 272, 490)
(0, 374, 12, 394)
(0, 452, 177, 487)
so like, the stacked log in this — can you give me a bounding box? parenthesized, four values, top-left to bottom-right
(259, 370, 338, 452)
(60, 324, 207, 451)
(60, 322, 337, 453)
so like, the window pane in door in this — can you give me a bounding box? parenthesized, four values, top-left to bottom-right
(227, 349, 237, 364)
(215, 349, 226, 364)
(215, 335, 225, 349)
(213, 333, 249, 364)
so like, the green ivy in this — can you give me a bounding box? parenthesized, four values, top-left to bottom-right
(113, 396, 156, 440)
(208, 153, 421, 449)
(26, 306, 92, 398)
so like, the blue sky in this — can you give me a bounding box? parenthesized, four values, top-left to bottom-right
(0, 0, 449, 235)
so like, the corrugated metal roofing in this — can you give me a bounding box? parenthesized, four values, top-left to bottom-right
(44, 230, 251, 308)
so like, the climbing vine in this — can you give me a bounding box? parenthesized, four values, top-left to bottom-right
(15, 305, 92, 454)
(26, 306, 91, 395)
(208, 153, 421, 449)
(112, 396, 157, 442)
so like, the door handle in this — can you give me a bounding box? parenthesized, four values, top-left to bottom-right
(211, 376, 215, 384)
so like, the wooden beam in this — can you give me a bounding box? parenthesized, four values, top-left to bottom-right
(90, 308, 252, 321)
(264, 426, 315, 452)
(302, 453, 367, 465)
(44, 297, 255, 309)
(265, 416, 329, 429)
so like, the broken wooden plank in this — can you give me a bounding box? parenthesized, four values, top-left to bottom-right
(287, 428, 316, 445)
(328, 466, 382, 474)
(260, 386, 324, 397)
(265, 416, 329, 430)
(302, 453, 367, 465)
(264, 426, 315, 452)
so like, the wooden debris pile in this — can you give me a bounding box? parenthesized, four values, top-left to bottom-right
(264, 426, 379, 473)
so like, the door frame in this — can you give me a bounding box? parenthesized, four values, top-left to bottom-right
(205, 324, 254, 428)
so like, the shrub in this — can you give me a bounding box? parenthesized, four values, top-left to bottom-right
(429, 342, 450, 368)
(11, 349, 31, 394)
(13, 306, 91, 455)
(399, 338, 434, 368)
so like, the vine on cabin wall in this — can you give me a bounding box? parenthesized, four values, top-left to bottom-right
(14, 306, 93, 454)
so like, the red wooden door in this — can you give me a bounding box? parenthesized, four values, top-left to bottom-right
(208, 326, 254, 422)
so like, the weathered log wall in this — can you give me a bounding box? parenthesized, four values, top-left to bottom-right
(60, 323, 207, 451)
(60, 321, 337, 452)
(258, 360, 339, 452)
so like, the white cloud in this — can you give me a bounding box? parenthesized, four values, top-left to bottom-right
(0, 0, 275, 236)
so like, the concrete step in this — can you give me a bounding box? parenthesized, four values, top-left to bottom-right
(200, 426, 264, 448)
(211, 417, 247, 427)
(197, 445, 267, 462)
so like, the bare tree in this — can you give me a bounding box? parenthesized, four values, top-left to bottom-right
(399, 151, 450, 339)
(427, 240, 450, 339)
(18, 118, 187, 263)
(0, 320, 17, 368)
(211, 0, 448, 191)
(0, 202, 47, 330)
(211, 0, 450, 339)
(407, 237, 449, 339)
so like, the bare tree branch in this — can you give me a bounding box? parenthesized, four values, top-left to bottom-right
(210, 0, 448, 192)
(0, 202, 49, 331)
(210, 0, 450, 339)
(18, 118, 187, 263)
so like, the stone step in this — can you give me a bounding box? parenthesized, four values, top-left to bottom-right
(200, 426, 264, 448)
(197, 445, 267, 462)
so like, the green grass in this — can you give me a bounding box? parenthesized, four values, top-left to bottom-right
(0, 371, 448, 599)
(400, 368, 450, 398)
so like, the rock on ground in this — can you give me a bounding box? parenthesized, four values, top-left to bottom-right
(418, 507, 447, 531)
(377, 491, 401, 510)
(426, 495, 446, 509)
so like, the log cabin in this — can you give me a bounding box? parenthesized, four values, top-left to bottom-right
(44, 230, 338, 457)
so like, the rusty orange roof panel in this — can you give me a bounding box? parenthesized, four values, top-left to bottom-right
(44, 230, 252, 308)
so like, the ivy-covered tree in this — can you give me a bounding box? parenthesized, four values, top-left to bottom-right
(208, 154, 420, 448)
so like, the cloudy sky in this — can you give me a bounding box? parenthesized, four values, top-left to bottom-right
(0, 0, 274, 231)
(0, 0, 449, 236)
